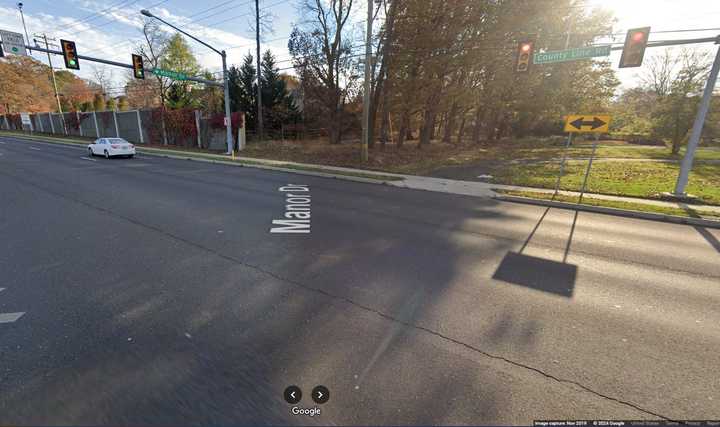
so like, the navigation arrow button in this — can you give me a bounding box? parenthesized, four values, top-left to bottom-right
(284, 385, 302, 404)
(311, 385, 330, 404)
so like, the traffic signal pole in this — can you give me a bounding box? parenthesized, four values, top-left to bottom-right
(674, 39, 720, 196)
(140, 10, 233, 155)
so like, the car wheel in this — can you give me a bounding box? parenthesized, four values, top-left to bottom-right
(104, 150, 110, 159)
(127, 154, 134, 159)
(88, 148, 93, 157)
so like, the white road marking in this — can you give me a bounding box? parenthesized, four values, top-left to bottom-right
(81, 156, 97, 162)
(0, 312, 25, 323)
(0, 141, 6, 144)
(29, 146, 41, 151)
(0, 287, 5, 292)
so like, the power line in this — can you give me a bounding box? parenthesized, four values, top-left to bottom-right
(51, 0, 138, 33)
(204, 0, 292, 27)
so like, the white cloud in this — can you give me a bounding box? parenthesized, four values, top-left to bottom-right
(0, 3, 293, 92)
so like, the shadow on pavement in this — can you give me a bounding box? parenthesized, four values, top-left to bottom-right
(492, 208, 578, 297)
(694, 226, 720, 253)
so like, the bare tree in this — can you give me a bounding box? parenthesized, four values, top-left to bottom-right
(137, 19, 170, 144)
(289, 0, 356, 145)
(138, 20, 171, 103)
(640, 50, 682, 97)
(91, 65, 114, 100)
(642, 49, 712, 154)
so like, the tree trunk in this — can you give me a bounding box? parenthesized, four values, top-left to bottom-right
(429, 112, 438, 141)
(671, 107, 682, 154)
(379, 101, 390, 147)
(443, 103, 458, 143)
(419, 109, 433, 148)
(456, 115, 466, 145)
(472, 106, 483, 144)
(398, 110, 410, 148)
(368, 0, 397, 149)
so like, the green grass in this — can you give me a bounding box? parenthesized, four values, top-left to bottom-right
(497, 189, 720, 220)
(491, 160, 720, 205)
(484, 136, 720, 162)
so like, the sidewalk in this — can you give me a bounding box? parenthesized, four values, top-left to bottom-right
(2, 131, 719, 223)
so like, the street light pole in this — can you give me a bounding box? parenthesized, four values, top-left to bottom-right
(141, 9, 233, 155)
(17, 2, 32, 53)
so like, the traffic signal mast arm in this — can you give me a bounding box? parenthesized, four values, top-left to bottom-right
(18, 42, 222, 87)
(610, 35, 720, 51)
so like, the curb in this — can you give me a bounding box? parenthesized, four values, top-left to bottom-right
(141, 151, 397, 185)
(0, 133, 398, 186)
(495, 194, 720, 229)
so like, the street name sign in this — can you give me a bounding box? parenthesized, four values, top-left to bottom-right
(534, 45, 611, 65)
(564, 114, 611, 133)
(0, 29, 27, 56)
(152, 68, 188, 81)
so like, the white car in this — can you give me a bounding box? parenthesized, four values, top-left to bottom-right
(88, 138, 136, 159)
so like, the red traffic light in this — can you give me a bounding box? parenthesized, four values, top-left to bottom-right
(619, 27, 650, 68)
(516, 40, 534, 73)
(632, 32, 645, 42)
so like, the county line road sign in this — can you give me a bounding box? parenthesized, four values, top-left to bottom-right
(564, 115, 611, 133)
(0, 29, 28, 56)
(534, 45, 611, 65)
(152, 68, 188, 81)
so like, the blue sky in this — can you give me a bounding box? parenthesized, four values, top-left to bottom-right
(1, 0, 720, 94)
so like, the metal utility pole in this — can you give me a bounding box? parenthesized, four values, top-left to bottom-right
(35, 34, 63, 118)
(360, 0, 373, 163)
(255, 0, 263, 141)
(17, 2, 31, 52)
(141, 9, 233, 155)
(674, 39, 720, 196)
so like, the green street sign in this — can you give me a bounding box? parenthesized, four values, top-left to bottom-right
(152, 68, 188, 81)
(533, 45, 612, 65)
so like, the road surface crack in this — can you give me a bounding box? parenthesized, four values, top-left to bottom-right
(2, 169, 680, 422)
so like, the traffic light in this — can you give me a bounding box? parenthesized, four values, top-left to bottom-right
(132, 54, 145, 79)
(60, 39, 80, 70)
(0, 42, 4, 58)
(516, 40, 534, 73)
(619, 27, 650, 68)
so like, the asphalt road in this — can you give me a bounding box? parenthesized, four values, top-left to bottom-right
(1, 135, 719, 426)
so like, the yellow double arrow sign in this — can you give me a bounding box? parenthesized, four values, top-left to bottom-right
(564, 115, 611, 133)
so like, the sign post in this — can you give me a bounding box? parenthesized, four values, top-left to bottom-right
(555, 114, 612, 199)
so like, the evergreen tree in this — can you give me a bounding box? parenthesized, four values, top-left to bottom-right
(260, 50, 298, 129)
(229, 52, 258, 130)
